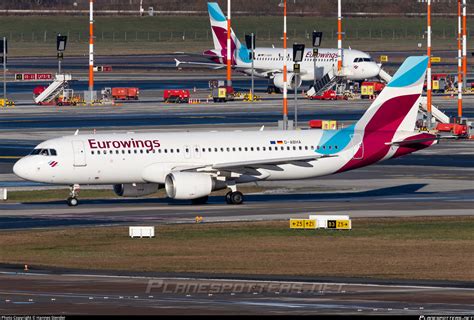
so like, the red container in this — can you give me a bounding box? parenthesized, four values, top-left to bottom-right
(112, 87, 139, 100)
(435, 123, 454, 132)
(453, 124, 467, 136)
(309, 120, 323, 129)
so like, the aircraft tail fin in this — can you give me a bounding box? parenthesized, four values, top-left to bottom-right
(355, 56, 429, 134)
(207, 2, 250, 65)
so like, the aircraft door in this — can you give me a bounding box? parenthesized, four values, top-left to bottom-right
(350, 134, 364, 160)
(72, 140, 87, 167)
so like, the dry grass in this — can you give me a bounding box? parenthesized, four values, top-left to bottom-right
(0, 216, 472, 281)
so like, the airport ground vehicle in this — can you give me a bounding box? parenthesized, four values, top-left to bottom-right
(308, 89, 337, 100)
(112, 87, 139, 100)
(0, 98, 14, 107)
(163, 89, 190, 103)
(13, 57, 440, 207)
(361, 81, 385, 99)
(436, 117, 469, 136)
(212, 86, 234, 102)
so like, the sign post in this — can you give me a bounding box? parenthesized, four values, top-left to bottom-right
(245, 33, 256, 102)
(293, 43, 305, 129)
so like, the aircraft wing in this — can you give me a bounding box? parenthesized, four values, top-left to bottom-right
(212, 154, 334, 169)
(174, 154, 335, 173)
(174, 51, 224, 59)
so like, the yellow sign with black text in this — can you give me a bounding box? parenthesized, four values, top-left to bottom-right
(327, 220, 351, 230)
(290, 219, 317, 229)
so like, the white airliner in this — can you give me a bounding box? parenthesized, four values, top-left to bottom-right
(14, 56, 438, 206)
(175, 2, 381, 91)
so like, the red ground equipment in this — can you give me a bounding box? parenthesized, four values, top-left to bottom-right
(163, 89, 190, 103)
(111, 87, 139, 100)
(436, 118, 468, 137)
(308, 89, 337, 100)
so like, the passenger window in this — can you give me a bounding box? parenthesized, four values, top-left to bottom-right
(164, 149, 168, 153)
(305, 146, 308, 150)
(226, 147, 230, 152)
(299, 146, 302, 150)
(170, 149, 174, 153)
(256, 147, 260, 151)
(116, 150, 119, 154)
(91, 151, 95, 155)
(208, 148, 212, 152)
(122, 150, 125, 154)
(238, 147, 242, 151)
(128, 150, 131, 154)
(98, 150, 101, 155)
(104, 150, 107, 155)
(287, 146, 290, 150)
(250, 147, 254, 151)
(220, 147, 224, 152)
(232, 147, 236, 152)
(244, 147, 248, 151)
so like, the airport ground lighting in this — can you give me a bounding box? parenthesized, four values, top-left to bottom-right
(312, 31, 322, 87)
(56, 34, 68, 75)
(245, 33, 256, 102)
(293, 43, 305, 129)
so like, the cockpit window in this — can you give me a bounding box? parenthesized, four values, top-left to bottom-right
(30, 148, 57, 156)
(354, 57, 373, 63)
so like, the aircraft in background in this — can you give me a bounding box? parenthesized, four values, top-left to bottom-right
(175, 2, 381, 93)
(14, 56, 438, 207)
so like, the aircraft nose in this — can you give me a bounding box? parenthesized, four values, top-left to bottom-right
(369, 62, 381, 77)
(13, 158, 32, 181)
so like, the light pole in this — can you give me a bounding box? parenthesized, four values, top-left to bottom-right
(89, 0, 95, 103)
(1, 37, 6, 100)
(293, 43, 305, 129)
(312, 31, 322, 88)
(226, 0, 232, 89)
(56, 34, 67, 75)
(426, 0, 432, 129)
(245, 33, 256, 102)
(278, 0, 288, 130)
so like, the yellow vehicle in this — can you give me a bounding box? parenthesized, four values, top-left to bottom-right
(0, 98, 14, 107)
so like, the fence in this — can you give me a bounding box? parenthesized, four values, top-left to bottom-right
(0, 28, 470, 43)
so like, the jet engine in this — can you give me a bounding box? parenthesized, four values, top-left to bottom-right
(165, 172, 226, 200)
(113, 183, 161, 197)
(273, 73, 303, 90)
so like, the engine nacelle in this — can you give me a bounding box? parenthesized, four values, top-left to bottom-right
(165, 172, 226, 200)
(113, 183, 160, 197)
(273, 73, 303, 90)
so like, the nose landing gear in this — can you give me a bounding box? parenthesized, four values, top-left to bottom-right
(67, 184, 80, 207)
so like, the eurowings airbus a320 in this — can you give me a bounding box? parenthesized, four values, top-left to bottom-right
(14, 56, 437, 206)
(175, 2, 381, 92)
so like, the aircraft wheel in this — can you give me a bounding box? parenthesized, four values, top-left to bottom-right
(225, 191, 233, 204)
(230, 191, 244, 205)
(191, 196, 209, 205)
(67, 197, 78, 207)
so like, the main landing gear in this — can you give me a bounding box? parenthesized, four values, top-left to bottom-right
(225, 183, 244, 205)
(67, 184, 80, 207)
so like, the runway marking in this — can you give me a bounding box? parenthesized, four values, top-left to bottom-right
(0, 156, 21, 159)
